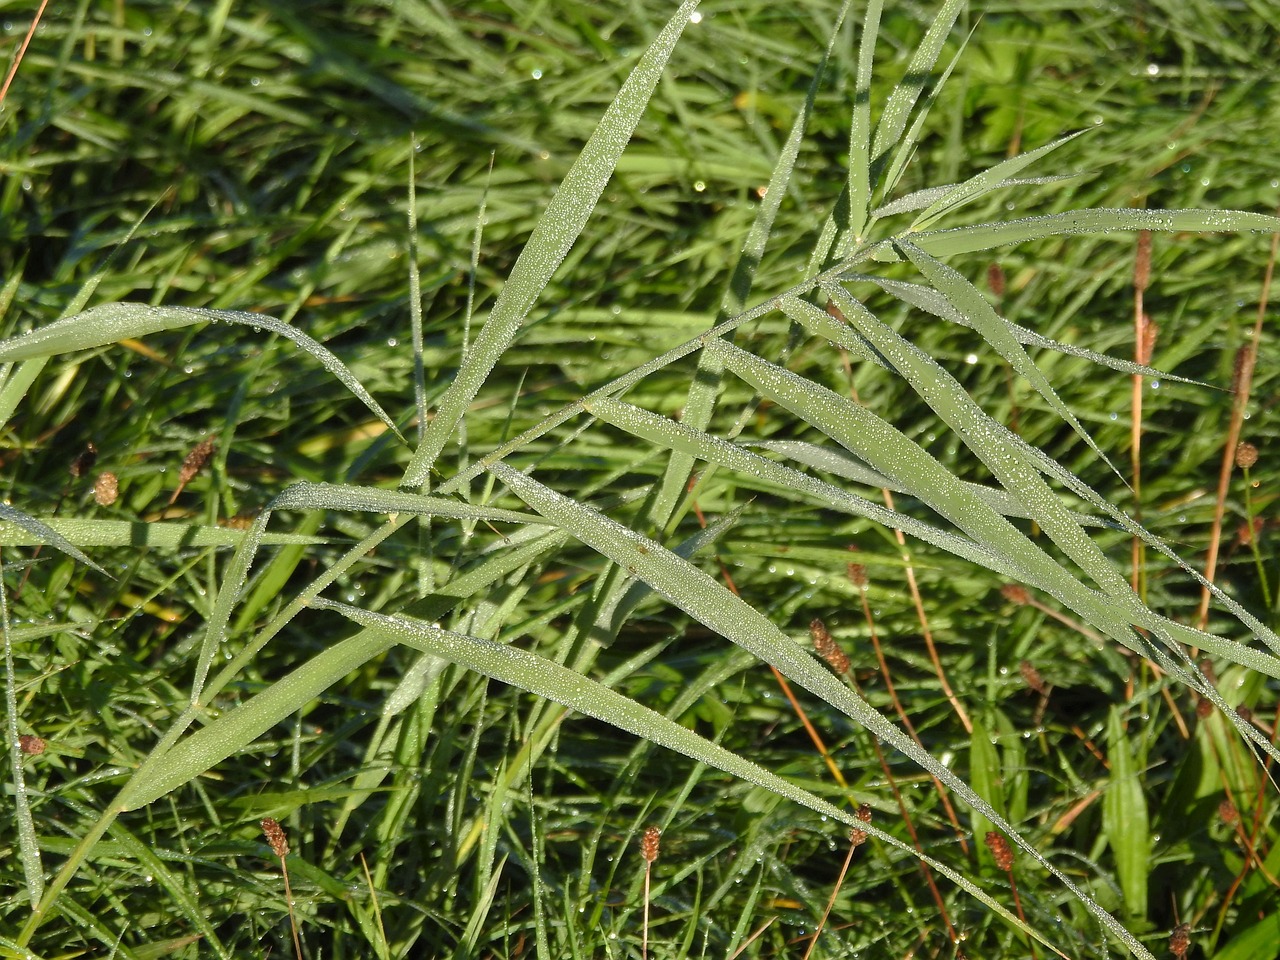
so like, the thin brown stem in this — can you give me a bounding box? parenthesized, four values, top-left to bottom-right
(881, 490, 972, 734)
(1198, 220, 1280, 628)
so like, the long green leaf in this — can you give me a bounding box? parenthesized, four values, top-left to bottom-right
(401, 1, 702, 487)
(912, 208, 1280, 258)
(486, 460, 1156, 960)
(315, 599, 1063, 957)
(0, 303, 403, 441)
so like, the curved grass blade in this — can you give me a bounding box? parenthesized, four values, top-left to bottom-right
(913, 208, 1280, 258)
(0, 503, 108, 577)
(0, 518, 324, 549)
(850, 273, 1202, 384)
(0, 303, 403, 442)
(712, 335, 1280, 764)
(486, 459, 1157, 960)
(909, 130, 1091, 231)
(401, 1, 702, 487)
(894, 241, 1124, 481)
(873, 174, 1081, 219)
(315, 599, 1070, 959)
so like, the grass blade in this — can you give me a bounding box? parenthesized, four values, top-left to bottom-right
(401, 1, 702, 487)
(0, 303, 403, 442)
(486, 459, 1156, 960)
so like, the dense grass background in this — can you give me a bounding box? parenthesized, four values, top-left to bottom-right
(3, 2, 1280, 958)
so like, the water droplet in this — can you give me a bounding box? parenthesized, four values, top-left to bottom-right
(694, 180, 706, 192)
(689, 9, 703, 22)
(1146, 63, 1160, 76)
(531, 68, 542, 80)
(386, 337, 398, 347)
(1109, 412, 1118, 421)
(1150, 380, 1160, 390)
(965, 353, 978, 364)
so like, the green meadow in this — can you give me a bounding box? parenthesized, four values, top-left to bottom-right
(2, 2, 1279, 957)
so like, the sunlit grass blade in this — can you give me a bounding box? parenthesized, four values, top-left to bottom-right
(853, 273, 1202, 384)
(269, 481, 551, 528)
(401, 1, 701, 488)
(909, 130, 1090, 231)
(845, 0, 883, 240)
(874, 27, 970, 217)
(486, 459, 1156, 960)
(0, 503, 108, 576)
(913, 208, 1280, 258)
(894, 241, 1123, 480)
(0, 303, 404, 442)
(316, 598, 1071, 959)
(2, 587, 43, 910)
(0, 518, 324, 549)
(869, 0, 964, 187)
(873, 174, 1081, 218)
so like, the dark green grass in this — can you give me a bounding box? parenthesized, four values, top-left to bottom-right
(3, 2, 1280, 958)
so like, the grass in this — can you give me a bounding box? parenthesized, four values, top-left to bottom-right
(2, 2, 1280, 958)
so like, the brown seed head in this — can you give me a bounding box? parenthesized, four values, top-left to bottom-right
(1237, 517, 1263, 547)
(18, 734, 46, 755)
(641, 825, 661, 864)
(94, 472, 119, 507)
(261, 817, 289, 858)
(1139, 316, 1158, 364)
(825, 299, 848, 323)
(179, 439, 216, 486)
(1236, 705, 1254, 723)
(1199, 660, 1218, 684)
(69, 443, 98, 478)
(1196, 697, 1214, 720)
(1019, 660, 1047, 695)
(1169, 922, 1191, 960)
(1235, 442, 1259, 470)
(849, 802, 872, 847)
(1232, 346, 1255, 396)
(1134, 231, 1152, 293)
(1001, 583, 1030, 606)
(987, 263, 1006, 299)
(1218, 799, 1239, 824)
(809, 618, 850, 674)
(984, 831, 1015, 872)
(847, 562, 868, 589)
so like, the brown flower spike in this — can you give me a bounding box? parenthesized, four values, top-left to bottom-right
(261, 817, 289, 858)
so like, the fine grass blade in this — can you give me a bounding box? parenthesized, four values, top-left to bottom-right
(891, 243, 1124, 480)
(401, 1, 702, 487)
(0, 503, 108, 577)
(486, 460, 1155, 960)
(868, 0, 965, 190)
(0, 303, 403, 442)
(912, 208, 1280, 258)
(851, 273, 1201, 384)
(315, 599, 1063, 958)
(908, 130, 1091, 231)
